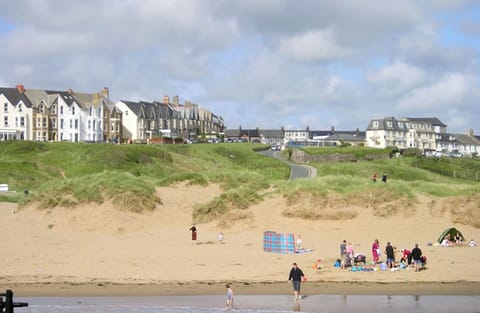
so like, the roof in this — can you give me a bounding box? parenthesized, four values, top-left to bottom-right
(454, 134, 480, 145)
(259, 129, 284, 138)
(0, 87, 33, 107)
(436, 133, 480, 146)
(119, 100, 145, 117)
(45, 90, 76, 106)
(366, 117, 411, 131)
(407, 117, 447, 127)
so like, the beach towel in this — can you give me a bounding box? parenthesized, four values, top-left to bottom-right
(263, 231, 295, 254)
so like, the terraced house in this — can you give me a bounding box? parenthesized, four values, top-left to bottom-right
(115, 95, 224, 142)
(0, 85, 117, 142)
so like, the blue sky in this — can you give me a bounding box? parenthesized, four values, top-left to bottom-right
(0, 0, 479, 133)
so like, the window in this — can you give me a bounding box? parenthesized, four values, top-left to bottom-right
(98, 121, 101, 130)
(60, 106, 63, 115)
(69, 119, 72, 129)
(15, 117, 18, 127)
(74, 119, 78, 129)
(97, 108, 101, 116)
(18, 104, 22, 112)
(386, 121, 393, 128)
(4, 103, 8, 113)
(39, 104, 44, 113)
(20, 117, 25, 127)
(93, 120, 96, 131)
(88, 120, 91, 129)
(4, 116, 8, 127)
(60, 133, 63, 141)
(51, 105, 56, 114)
(52, 118, 56, 128)
(60, 119, 64, 129)
(89, 107, 93, 116)
(372, 121, 379, 129)
(72, 106, 75, 115)
(42, 117, 47, 128)
(37, 118, 41, 128)
(111, 122, 115, 132)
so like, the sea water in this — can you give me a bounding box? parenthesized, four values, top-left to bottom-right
(17, 295, 480, 313)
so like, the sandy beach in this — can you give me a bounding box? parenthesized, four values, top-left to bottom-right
(1, 183, 479, 296)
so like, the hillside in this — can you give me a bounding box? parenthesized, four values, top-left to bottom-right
(1, 141, 479, 228)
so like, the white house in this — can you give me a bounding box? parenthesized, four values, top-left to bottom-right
(0, 86, 34, 140)
(366, 117, 438, 150)
(284, 128, 310, 145)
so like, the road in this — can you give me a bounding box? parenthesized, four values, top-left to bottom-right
(258, 150, 317, 181)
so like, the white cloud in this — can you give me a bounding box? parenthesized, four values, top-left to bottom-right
(397, 73, 478, 111)
(278, 29, 351, 62)
(367, 60, 427, 96)
(0, 0, 479, 133)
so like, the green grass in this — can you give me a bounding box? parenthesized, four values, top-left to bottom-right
(2, 141, 479, 226)
(1, 141, 289, 213)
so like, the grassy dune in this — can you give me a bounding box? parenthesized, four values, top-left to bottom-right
(1, 141, 479, 227)
(0, 141, 288, 212)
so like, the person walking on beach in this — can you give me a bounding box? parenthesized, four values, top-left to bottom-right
(288, 262, 305, 301)
(411, 243, 423, 272)
(225, 283, 234, 310)
(189, 224, 197, 245)
(372, 239, 380, 264)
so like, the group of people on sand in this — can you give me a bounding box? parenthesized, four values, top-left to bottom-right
(338, 238, 425, 272)
(441, 232, 463, 247)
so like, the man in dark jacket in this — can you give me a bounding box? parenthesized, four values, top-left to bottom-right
(411, 243, 423, 272)
(385, 242, 395, 268)
(288, 262, 305, 300)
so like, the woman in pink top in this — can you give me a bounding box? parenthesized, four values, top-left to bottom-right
(372, 239, 380, 264)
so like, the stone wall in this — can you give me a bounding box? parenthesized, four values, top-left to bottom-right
(289, 148, 389, 163)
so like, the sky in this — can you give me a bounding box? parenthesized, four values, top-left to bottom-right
(0, 0, 479, 133)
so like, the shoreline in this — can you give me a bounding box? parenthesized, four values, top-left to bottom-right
(3, 280, 480, 297)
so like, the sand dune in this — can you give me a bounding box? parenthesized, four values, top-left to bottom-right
(1, 183, 479, 295)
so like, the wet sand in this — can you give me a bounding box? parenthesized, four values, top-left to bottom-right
(4, 281, 480, 296)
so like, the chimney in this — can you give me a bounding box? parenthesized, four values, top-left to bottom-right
(468, 128, 474, 137)
(163, 95, 169, 105)
(16, 84, 25, 93)
(68, 88, 74, 95)
(101, 87, 109, 98)
(173, 95, 179, 105)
